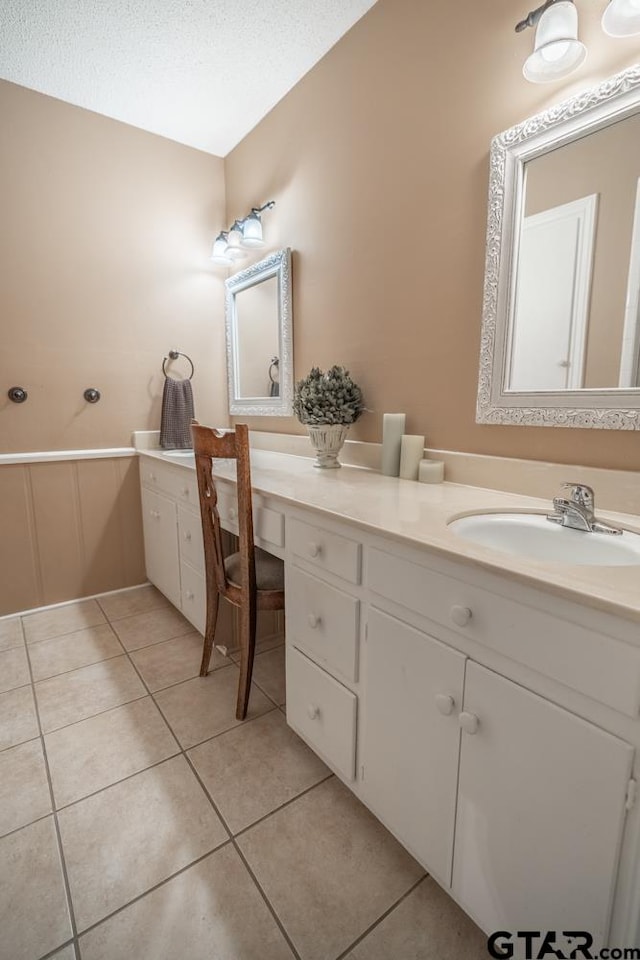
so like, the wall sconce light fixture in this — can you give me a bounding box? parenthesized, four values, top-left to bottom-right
(210, 201, 276, 266)
(517, 0, 639, 83)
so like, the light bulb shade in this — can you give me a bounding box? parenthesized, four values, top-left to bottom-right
(240, 212, 265, 248)
(602, 0, 640, 36)
(210, 232, 233, 265)
(523, 1, 587, 83)
(226, 223, 248, 259)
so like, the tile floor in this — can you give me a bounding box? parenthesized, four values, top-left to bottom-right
(0, 584, 488, 960)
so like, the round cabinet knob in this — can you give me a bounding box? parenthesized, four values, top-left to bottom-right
(307, 542, 320, 558)
(228, 507, 237, 520)
(307, 613, 321, 629)
(435, 694, 455, 716)
(150, 510, 160, 520)
(450, 605, 472, 628)
(459, 712, 480, 735)
(307, 704, 320, 720)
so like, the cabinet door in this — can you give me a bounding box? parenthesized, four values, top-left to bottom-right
(360, 608, 466, 884)
(140, 487, 180, 608)
(453, 662, 634, 945)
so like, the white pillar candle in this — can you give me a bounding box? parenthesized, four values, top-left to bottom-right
(418, 459, 445, 484)
(399, 434, 424, 480)
(381, 413, 406, 477)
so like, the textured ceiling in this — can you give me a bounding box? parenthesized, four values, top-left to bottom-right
(0, 0, 377, 156)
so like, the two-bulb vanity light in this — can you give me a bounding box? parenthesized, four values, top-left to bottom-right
(517, 0, 640, 83)
(210, 200, 276, 266)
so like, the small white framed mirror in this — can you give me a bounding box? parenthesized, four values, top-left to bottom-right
(225, 248, 293, 416)
(477, 64, 640, 429)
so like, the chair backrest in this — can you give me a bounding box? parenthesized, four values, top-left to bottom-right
(191, 422, 256, 598)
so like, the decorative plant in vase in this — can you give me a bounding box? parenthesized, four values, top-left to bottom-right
(293, 365, 364, 468)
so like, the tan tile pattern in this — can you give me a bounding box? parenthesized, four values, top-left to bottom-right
(0, 617, 23, 652)
(58, 755, 228, 931)
(23, 599, 106, 645)
(0, 739, 52, 837)
(251, 645, 286, 705)
(46, 697, 179, 808)
(111, 605, 194, 651)
(130, 631, 227, 692)
(2, 586, 483, 960)
(238, 777, 425, 960)
(0, 685, 39, 751)
(97, 584, 169, 621)
(79, 846, 295, 960)
(51, 946, 77, 960)
(189, 709, 329, 833)
(28, 623, 124, 681)
(0, 646, 30, 694)
(154, 667, 274, 748)
(0, 816, 72, 960)
(35, 655, 146, 733)
(345, 877, 487, 960)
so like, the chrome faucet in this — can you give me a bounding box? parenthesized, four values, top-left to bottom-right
(547, 482, 622, 535)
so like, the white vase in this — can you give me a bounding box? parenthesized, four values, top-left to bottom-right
(307, 423, 350, 468)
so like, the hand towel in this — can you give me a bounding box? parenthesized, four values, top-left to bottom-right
(159, 377, 195, 449)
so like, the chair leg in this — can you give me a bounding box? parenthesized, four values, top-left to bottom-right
(199, 588, 220, 677)
(235, 597, 257, 720)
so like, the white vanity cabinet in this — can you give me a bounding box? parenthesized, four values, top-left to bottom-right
(284, 513, 639, 946)
(140, 486, 182, 609)
(139, 457, 206, 633)
(452, 661, 633, 943)
(359, 608, 632, 943)
(285, 514, 363, 781)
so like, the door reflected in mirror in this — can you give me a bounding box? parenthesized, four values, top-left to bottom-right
(225, 248, 293, 416)
(508, 113, 640, 393)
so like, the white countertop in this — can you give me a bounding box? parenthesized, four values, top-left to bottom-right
(140, 448, 640, 623)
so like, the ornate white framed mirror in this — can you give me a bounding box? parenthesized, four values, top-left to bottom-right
(225, 247, 293, 416)
(477, 64, 640, 429)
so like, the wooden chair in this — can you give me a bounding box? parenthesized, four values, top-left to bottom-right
(192, 422, 285, 720)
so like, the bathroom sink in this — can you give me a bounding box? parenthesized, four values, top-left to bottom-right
(448, 513, 640, 566)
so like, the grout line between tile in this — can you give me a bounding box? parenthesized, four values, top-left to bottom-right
(333, 874, 428, 960)
(74, 843, 232, 940)
(23, 619, 119, 650)
(15, 588, 305, 959)
(23, 637, 81, 958)
(31, 648, 126, 685)
(232, 772, 335, 840)
(36, 936, 76, 960)
(118, 639, 304, 960)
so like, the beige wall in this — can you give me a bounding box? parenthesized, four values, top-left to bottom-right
(224, 0, 640, 471)
(525, 114, 640, 387)
(0, 80, 228, 454)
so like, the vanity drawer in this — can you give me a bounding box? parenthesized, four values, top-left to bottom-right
(289, 517, 361, 584)
(368, 547, 640, 716)
(165, 469, 199, 512)
(178, 506, 204, 574)
(216, 485, 285, 549)
(287, 567, 360, 682)
(180, 560, 206, 635)
(286, 645, 357, 781)
(140, 459, 176, 496)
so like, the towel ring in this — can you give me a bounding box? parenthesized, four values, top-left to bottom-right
(268, 356, 279, 384)
(162, 350, 194, 380)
